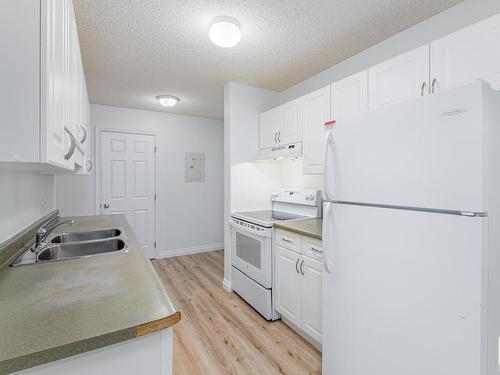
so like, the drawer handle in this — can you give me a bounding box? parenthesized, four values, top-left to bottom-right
(310, 246, 322, 253)
(282, 237, 294, 244)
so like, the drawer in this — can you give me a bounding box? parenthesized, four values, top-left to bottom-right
(275, 229, 301, 253)
(302, 236, 323, 261)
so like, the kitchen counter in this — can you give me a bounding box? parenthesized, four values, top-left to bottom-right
(273, 218, 323, 240)
(0, 214, 180, 374)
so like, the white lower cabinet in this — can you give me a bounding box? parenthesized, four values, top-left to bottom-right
(276, 246, 302, 326)
(275, 230, 323, 345)
(300, 256, 323, 343)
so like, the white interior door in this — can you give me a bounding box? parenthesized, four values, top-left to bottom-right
(100, 130, 156, 258)
(323, 203, 484, 375)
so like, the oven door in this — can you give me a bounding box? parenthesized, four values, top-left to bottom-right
(230, 219, 272, 289)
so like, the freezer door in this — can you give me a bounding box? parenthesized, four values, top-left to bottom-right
(323, 203, 485, 375)
(325, 81, 489, 213)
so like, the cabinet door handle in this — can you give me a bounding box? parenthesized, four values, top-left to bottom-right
(300, 260, 304, 275)
(103, 203, 110, 209)
(274, 132, 278, 144)
(277, 131, 281, 144)
(86, 159, 92, 172)
(295, 258, 300, 274)
(80, 124, 87, 144)
(64, 127, 76, 160)
(431, 78, 437, 94)
(420, 81, 426, 96)
(310, 246, 322, 253)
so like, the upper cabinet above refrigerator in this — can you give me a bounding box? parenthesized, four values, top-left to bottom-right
(0, 0, 91, 174)
(368, 45, 430, 111)
(431, 12, 500, 93)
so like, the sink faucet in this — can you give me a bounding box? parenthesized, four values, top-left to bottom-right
(33, 217, 75, 254)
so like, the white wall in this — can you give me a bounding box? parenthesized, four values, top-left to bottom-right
(56, 104, 224, 257)
(224, 82, 281, 287)
(0, 170, 54, 242)
(280, 0, 500, 103)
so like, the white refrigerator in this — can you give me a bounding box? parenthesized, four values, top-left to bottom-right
(322, 81, 500, 375)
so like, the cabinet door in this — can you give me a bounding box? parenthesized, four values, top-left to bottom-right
(332, 70, 368, 121)
(42, 0, 67, 168)
(259, 107, 279, 150)
(300, 256, 323, 343)
(369, 45, 430, 110)
(276, 246, 301, 326)
(431, 13, 500, 92)
(302, 86, 330, 174)
(279, 97, 302, 145)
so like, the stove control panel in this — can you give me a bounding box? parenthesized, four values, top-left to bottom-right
(272, 188, 321, 206)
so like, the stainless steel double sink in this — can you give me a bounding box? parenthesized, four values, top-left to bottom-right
(11, 227, 128, 266)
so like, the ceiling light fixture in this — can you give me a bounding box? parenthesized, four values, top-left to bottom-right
(156, 95, 180, 107)
(209, 16, 241, 48)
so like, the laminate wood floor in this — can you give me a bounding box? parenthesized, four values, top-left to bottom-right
(152, 250, 322, 375)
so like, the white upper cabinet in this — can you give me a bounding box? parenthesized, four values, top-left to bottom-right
(302, 86, 330, 174)
(431, 13, 500, 93)
(259, 107, 280, 150)
(332, 70, 368, 121)
(259, 98, 303, 152)
(0, 0, 90, 173)
(369, 45, 430, 110)
(279, 97, 303, 145)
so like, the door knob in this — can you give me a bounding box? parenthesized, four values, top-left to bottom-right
(103, 203, 110, 209)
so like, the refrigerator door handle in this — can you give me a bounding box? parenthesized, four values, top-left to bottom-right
(322, 129, 335, 201)
(323, 201, 334, 273)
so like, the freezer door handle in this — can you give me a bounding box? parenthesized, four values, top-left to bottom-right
(322, 201, 334, 273)
(323, 129, 335, 201)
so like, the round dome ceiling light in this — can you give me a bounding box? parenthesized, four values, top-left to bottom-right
(209, 16, 241, 48)
(156, 95, 180, 107)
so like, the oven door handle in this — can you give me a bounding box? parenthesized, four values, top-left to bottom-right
(230, 221, 272, 238)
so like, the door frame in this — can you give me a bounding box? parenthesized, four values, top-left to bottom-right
(94, 127, 158, 258)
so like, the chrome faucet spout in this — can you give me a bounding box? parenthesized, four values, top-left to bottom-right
(33, 218, 75, 254)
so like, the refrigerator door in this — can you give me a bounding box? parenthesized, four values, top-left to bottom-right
(323, 203, 485, 375)
(324, 81, 489, 213)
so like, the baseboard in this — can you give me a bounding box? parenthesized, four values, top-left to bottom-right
(223, 278, 232, 292)
(281, 317, 322, 352)
(156, 243, 224, 259)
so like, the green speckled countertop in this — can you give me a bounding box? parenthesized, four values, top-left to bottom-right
(274, 218, 323, 240)
(0, 214, 180, 374)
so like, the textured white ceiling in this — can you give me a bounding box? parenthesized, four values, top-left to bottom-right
(74, 0, 462, 119)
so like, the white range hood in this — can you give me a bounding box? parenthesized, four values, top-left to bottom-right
(256, 142, 302, 161)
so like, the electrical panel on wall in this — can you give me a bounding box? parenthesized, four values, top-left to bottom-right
(185, 152, 205, 182)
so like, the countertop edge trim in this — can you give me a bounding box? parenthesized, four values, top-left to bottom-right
(136, 311, 182, 336)
(272, 223, 322, 240)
